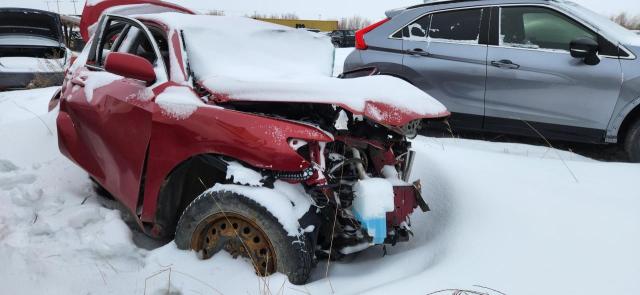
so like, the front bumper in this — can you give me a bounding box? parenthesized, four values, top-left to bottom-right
(355, 181, 428, 245)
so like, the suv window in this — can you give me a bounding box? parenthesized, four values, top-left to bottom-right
(500, 7, 596, 51)
(429, 9, 483, 42)
(397, 14, 430, 40)
(394, 9, 483, 43)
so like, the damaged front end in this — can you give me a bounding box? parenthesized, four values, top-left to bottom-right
(205, 91, 445, 257)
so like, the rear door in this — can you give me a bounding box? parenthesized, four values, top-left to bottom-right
(65, 15, 168, 214)
(401, 7, 490, 130)
(484, 6, 622, 142)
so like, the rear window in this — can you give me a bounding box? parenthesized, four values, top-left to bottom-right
(0, 11, 61, 41)
(429, 9, 483, 42)
(394, 8, 483, 43)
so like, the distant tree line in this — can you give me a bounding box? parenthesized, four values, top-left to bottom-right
(249, 12, 300, 20)
(203, 10, 373, 31)
(338, 16, 372, 30)
(206, 10, 225, 16)
(611, 12, 640, 30)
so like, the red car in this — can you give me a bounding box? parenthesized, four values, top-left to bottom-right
(51, 0, 449, 284)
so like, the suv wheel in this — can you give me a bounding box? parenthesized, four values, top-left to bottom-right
(175, 190, 312, 285)
(625, 118, 640, 162)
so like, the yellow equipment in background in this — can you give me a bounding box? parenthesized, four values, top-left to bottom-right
(254, 18, 338, 32)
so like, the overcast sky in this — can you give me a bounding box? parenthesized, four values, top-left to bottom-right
(4, 0, 640, 20)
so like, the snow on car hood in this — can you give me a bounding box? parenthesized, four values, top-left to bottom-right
(147, 13, 449, 127)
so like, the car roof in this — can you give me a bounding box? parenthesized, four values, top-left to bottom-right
(386, 0, 554, 17)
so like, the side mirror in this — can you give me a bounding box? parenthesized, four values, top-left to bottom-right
(104, 52, 156, 85)
(570, 38, 600, 66)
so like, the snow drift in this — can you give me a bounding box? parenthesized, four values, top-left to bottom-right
(2, 85, 640, 294)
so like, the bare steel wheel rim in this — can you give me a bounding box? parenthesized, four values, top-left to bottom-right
(191, 212, 277, 276)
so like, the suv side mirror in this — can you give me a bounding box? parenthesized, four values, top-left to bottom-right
(104, 52, 156, 85)
(570, 38, 600, 66)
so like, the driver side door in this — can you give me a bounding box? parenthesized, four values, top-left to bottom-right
(65, 15, 167, 214)
(484, 6, 623, 142)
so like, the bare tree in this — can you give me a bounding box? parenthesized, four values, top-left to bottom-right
(274, 13, 299, 20)
(206, 10, 225, 16)
(249, 12, 299, 20)
(611, 12, 640, 30)
(338, 16, 372, 30)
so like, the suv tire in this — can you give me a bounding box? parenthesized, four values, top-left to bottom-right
(625, 118, 640, 162)
(175, 190, 312, 285)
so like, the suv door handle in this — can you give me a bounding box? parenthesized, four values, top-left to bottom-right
(491, 60, 520, 70)
(407, 48, 430, 57)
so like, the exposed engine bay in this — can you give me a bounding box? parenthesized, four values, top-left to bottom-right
(212, 96, 430, 257)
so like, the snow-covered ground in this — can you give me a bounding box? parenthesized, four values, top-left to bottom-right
(1, 59, 640, 294)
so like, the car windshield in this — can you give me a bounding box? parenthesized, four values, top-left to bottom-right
(553, 0, 640, 46)
(346, 30, 355, 36)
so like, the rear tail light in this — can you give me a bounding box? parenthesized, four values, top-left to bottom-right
(355, 18, 390, 50)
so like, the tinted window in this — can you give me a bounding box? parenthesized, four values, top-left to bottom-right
(429, 9, 483, 42)
(406, 15, 431, 40)
(500, 7, 596, 51)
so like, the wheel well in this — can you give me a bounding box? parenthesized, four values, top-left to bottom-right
(152, 154, 227, 239)
(618, 105, 640, 144)
(379, 72, 412, 84)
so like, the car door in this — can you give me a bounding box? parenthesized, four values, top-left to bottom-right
(65, 15, 168, 214)
(484, 6, 623, 142)
(401, 7, 490, 130)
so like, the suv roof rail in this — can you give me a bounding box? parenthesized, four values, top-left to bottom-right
(407, 0, 482, 10)
(386, 0, 483, 17)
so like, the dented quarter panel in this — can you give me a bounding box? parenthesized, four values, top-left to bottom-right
(139, 104, 334, 222)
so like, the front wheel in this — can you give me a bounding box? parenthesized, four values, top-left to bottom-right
(175, 190, 312, 285)
(625, 118, 640, 162)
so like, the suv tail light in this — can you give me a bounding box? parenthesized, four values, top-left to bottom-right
(355, 18, 390, 50)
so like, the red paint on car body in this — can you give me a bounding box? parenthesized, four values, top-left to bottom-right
(58, 5, 449, 243)
(80, 0, 194, 41)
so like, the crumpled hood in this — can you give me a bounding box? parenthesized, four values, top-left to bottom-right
(201, 75, 450, 127)
(142, 13, 449, 127)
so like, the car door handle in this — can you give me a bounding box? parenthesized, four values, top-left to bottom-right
(491, 60, 520, 70)
(407, 48, 430, 57)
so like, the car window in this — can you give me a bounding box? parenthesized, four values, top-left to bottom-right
(500, 6, 597, 51)
(147, 26, 171, 75)
(429, 9, 483, 43)
(93, 19, 128, 66)
(114, 26, 158, 65)
(402, 14, 431, 40)
(395, 9, 483, 43)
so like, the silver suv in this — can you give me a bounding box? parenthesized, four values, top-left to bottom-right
(344, 0, 640, 162)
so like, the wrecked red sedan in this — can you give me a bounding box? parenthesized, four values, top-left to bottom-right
(52, 0, 449, 284)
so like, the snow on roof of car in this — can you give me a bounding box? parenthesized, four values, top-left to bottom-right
(142, 13, 448, 121)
